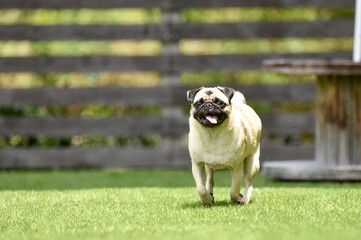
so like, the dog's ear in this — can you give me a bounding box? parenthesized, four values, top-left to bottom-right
(187, 87, 204, 103)
(217, 86, 235, 102)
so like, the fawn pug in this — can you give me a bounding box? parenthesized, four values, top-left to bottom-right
(187, 86, 262, 205)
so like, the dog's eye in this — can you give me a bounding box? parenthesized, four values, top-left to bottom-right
(215, 100, 225, 107)
(194, 101, 202, 107)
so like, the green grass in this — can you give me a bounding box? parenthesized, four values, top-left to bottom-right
(0, 169, 360, 240)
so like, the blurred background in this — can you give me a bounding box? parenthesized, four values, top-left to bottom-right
(0, 1, 355, 169)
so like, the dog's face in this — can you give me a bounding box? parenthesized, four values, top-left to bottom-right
(187, 87, 234, 128)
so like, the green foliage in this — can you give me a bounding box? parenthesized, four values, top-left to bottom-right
(0, 9, 161, 24)
(0, 105, 161, 117)
(182, 71, 316, 85)
(180, 38, 353, 55)
(182, 8, 354, 22)
(0, 136, 72, 148)
(0, 72, 160, 88)
(0, 41, 161, 57)
(0, 8, 353, 25)
(0, 38, 352, 57)
(0, 135, 161, 148)
(0, 170, 360, 240)
(80, 105, 161, 117)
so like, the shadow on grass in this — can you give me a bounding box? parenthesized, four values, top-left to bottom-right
(0, 169, 360, 191)
(182, 200, 237, 209)
(182, 198, 258, 209)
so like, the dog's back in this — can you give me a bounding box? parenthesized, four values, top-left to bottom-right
(231, 91, 262, 153)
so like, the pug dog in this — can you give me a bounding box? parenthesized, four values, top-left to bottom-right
(187, 86, 262, 205)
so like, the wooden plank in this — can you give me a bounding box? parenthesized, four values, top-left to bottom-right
(0, 144, 314, 169)
(261, 113, 315, 135)
(177, 52, 352, 72)
(0, 116, 189, 137)
(0, 113, 314, 137)
(0, 20, 353, 41)
(0, 56, 171, 73)
(262, 161, 361, 181)
(179, 20, 354, 40)
(232, 83, 316, 103)
(0, 24, 162, 41)
(0, 84, 315, 106)
(0, 147, 174, 169)
(261, 143, 314, 161)
(0, 52, 351, 73)
(264, 59, 361, 75)
(0, 87, 174, 106)
(0, 0, 354, 9)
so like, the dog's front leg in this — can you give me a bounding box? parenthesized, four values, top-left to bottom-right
(230, 168, 244, 204)
(205, 166, 214, 195)
(192, 162, 214, 204)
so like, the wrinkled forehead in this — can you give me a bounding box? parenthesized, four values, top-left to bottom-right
(194, 88, 228, 103)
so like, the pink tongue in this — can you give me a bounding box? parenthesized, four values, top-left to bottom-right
(206, 115, 218, 124)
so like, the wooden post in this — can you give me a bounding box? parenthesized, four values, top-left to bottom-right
(352, 77, 361, 165)
(160, 7, 189, 167)
(262, 59, 361, 180)
(316, 75, 361, 166)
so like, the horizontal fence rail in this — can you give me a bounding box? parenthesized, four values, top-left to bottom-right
(0, 52, 352, 73)
(0, 144, 315, 169)
(0, 0, 354, 9)
(0, 113, 315, 137)
(0, 20, 354, 41)
(0, 87, 175, 106)
(0, 116, 189, 137)
(0, 84, 316, 106)
(0, 147, 181, 169)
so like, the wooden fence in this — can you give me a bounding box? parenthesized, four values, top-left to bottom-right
(0, 0, 355, 169)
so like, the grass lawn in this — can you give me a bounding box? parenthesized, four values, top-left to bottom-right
(0, 169, 360, 240)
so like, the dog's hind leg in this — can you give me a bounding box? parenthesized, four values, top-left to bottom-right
(192, 162, 214, 204)
(240, 144, 260, 205)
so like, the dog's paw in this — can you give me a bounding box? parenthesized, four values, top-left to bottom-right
(236, 188, 253, 205)
(200, 192, 214, 204)
(236, 196, 249, 205)
(230, 193, 243, 203)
